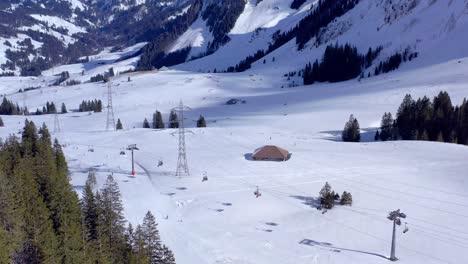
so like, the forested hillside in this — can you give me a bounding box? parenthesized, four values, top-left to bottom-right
(0, 121, 175, 263)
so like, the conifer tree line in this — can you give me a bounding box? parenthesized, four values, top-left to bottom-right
(142, 110, 207, 129)
(79, 99, 103, 112)
(0, 98, 70, 116)
(374, 49, 418, 76)
(0, 97, 28, 115)
(34, 102, 69, 115)
(0, 121, 176, 263)
(375, 92, 468, 145)
(89, 68, 115, 83)
(303, 44, 381, 84)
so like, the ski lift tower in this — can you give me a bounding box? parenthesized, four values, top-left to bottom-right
(126, 144, 139, 176)
(106, 80, 116, 131)
(388, 209, 407, 261)
(172, 100, 191, 178)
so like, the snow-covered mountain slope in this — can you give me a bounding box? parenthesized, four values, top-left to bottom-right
(173, 0, 468, 76)
(1, 45, 468, 263)
(0, 0, 195, 75)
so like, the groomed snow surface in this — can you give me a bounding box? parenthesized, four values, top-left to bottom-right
(0, 53, 468, 264)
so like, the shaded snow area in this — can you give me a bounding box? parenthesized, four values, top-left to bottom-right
(30, 14, 87, 35)
(0, 47, 468, 263)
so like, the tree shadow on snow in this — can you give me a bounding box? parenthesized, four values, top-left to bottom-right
(290, 195, 321, 208)
(299, 239, 390, 260)
(320, 127, 378, 143)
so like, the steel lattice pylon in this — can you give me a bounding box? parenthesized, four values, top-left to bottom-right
(106, 81, 116, 131)
(172, 100, 191, 177)
(54, 111, 61, 133)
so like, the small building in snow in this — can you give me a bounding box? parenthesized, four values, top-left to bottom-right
(252, 145, 290, 161)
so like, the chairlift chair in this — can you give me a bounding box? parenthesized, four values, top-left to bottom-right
(88, 146, 94, 152)
(254, 186, 261, 198)
(403, 222, 409, 233)
(157, 160, 163, 167)
(120, 148, 126, 155)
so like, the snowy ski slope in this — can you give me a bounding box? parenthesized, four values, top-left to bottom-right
(1, 0, 468, 263)
(0, 51, 468, 263)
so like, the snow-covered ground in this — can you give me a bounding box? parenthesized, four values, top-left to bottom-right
(0, 50, 467, 264)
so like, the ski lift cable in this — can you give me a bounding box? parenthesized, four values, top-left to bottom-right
(342, 177, 468, 208)
(344, 210, 468, 249)
(337, 180, 468, 219)
(251, 186, 453, 264)
(367, 173, 468, 199)
(352, 205, 468, 236)
(61, 141, 467, 261)
(340, 206, 468, 246)
(208, 173, 468, 247)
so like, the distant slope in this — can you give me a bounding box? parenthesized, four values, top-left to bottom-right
(171, 0, 468, 80)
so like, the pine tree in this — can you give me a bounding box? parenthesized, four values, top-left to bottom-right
(396, 94, 416, 140)
(340, 191, 353, 206)
(86, 170, 97, 189)
(61, 103, 67, 113)
(169, 111, 179, 129)
(142, 211, 162, 263)
(159, 245, 176, 264)
(342, 114, 360, 142)
(380, 112, 394, 141)
(196, 115, 207, 128)
(99, 175, 127, 262)
(0, 117, 4, 127)
(319, 182, 334, 209)
(153, 111, 165, 129)
(82, 183, 99, 242)
(134, 224, 149, 264)
(143, 118, 150, 128)
(374, 130, 380, 141)
(437, 131, 444, 142)
(116, 119, 123, 130)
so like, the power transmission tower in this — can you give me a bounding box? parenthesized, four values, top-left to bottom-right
(387, 209, 407, 261)
(172, 100, 191, 177)
(106, 81, 116, 131)
(126, 144, 139, 176)
(54, 111, 61, 133)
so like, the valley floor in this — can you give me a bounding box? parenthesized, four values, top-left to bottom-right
(1, 58, 468, 264)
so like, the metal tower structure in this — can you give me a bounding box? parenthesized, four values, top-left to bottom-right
(106, 81, 116, 131)
(54, 111, 61, 133)
(172, 100, 191, 177)
(387, 209, 407, 261)
(126, 144, 139, 176)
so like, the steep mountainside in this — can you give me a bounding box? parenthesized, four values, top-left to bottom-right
(2, 0, 468, 81)
(0, 0, 194, 75)
(171, 0, 468, 81)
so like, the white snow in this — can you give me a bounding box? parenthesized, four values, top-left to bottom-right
(64, 0, 86, 11)
(169, 16, 213, 58)
(230, 0, 295, 34)
(1, 1, 468, 263)
(167, 5, 191, 21)
(1, 46, 468, 263)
